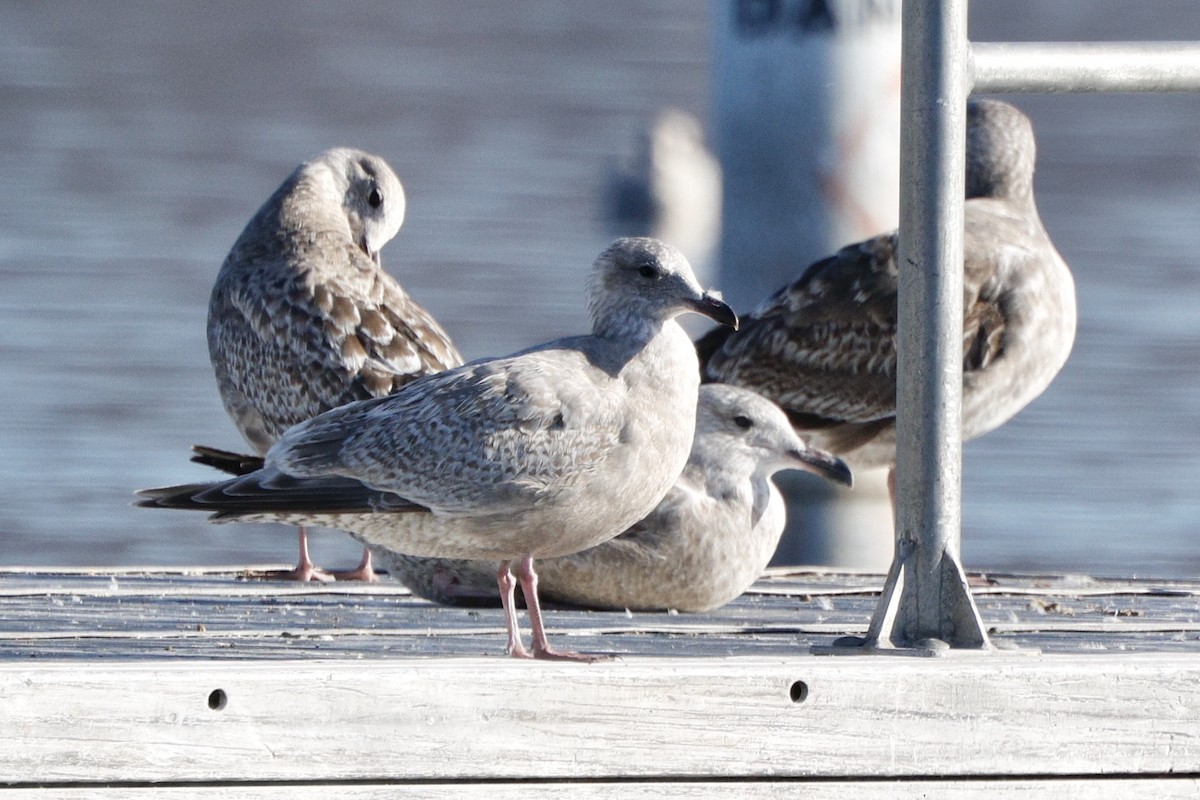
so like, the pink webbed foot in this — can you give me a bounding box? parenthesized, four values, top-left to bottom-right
(326, 546, 378, 582)
(254, 527, 335, 583)
(518, 556, 609, 663)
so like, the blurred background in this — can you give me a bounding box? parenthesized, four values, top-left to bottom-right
(0, 1, 1198, 576)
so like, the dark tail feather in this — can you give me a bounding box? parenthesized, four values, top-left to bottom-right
(135, 483, 222, 510)
(136, 470, 430, 517)
(190, 445, 265, 476)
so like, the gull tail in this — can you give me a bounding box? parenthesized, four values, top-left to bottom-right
(190, 445, 265, 476)
(136, 470, 429, 519)
(136, 482, 226, 511)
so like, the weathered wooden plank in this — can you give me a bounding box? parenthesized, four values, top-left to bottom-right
(0, 569, 1198, 661)
(0, 569, 1198, 787)
(1, 779, 1198, 799)
(2, 654, 1199, 784)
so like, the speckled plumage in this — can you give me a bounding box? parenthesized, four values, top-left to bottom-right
(205, 148, 461, 579)
(698, 99, 1076, 470)
(384, 384, 852, 613)
(141, 237, 738, 658)
(208, 147, 462, 454)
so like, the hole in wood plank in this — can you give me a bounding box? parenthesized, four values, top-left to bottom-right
(207, 689, 227, 711)
(789, 680, 809, 703)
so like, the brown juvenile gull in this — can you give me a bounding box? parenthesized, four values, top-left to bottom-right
(206, 147, 462, 581)
(140, 237, 738, 659)
(697, 98, 1077, 505)
(382, 383, 852, 613)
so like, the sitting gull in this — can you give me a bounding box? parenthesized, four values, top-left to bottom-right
(383, 383, 852, 613)
(141, 237, 738, 659)
(698, 98, 1077, 504)
(205, 147, 462, 581)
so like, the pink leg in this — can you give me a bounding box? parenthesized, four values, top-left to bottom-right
(257, 526, 333, 582)
(496, 560, 532, 658)
(328, 546, 378, 582)
(517, 556, 604, 662)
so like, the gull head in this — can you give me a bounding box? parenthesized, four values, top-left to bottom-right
(587, 237, 737, 337)
(308, 148, 406, 265)
(696, 384, 853, 488)
(965, 98, 1037, 204)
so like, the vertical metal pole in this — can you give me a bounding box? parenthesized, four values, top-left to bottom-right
(895, 0, 970, 634)
(832, 0, 990, 653)
(807, 20, 1200, 658)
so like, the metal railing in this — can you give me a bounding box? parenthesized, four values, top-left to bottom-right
(852, 0, 1200, 653)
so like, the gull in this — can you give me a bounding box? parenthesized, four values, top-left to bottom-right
(697, 98, 1077, 506)
(141, 237, 738, 659)
(384, 383, 852, 613)
(205, 147, 462, 581)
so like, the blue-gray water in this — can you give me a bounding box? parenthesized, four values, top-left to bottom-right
(1, 2, 1198, 576)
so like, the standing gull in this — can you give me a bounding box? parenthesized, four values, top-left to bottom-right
(141, 237, 738, 659)
(385, 383, 852, 613)
(206, 147, 462, 581)
(698, 98, 1077, 504)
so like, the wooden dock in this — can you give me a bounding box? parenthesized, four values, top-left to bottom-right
(2, 565, 1198, 797)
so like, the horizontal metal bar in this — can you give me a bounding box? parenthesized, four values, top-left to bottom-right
(971, 42, 1200, 94)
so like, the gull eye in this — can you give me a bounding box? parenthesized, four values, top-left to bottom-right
(733, 415, 753, 429)
(638, 263, 658, 279)
(368, 187, 383, 209)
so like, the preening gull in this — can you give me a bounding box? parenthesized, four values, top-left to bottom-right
(698, 98, 1076, 503)
(141, 237, 737, 659)
(383, 383, 852, 613)
(205, 147, 462, 581)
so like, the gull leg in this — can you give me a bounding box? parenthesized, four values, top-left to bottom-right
(328, 546, 378, 582)
(519, 556, 604, 662)
(497, 560, 532, 658)
(258, 526, 333, 582)
(295, 527, 320, 581)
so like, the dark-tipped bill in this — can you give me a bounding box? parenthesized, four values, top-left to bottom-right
(790, 447, 853, 488)
(688, 292, 739, 330)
